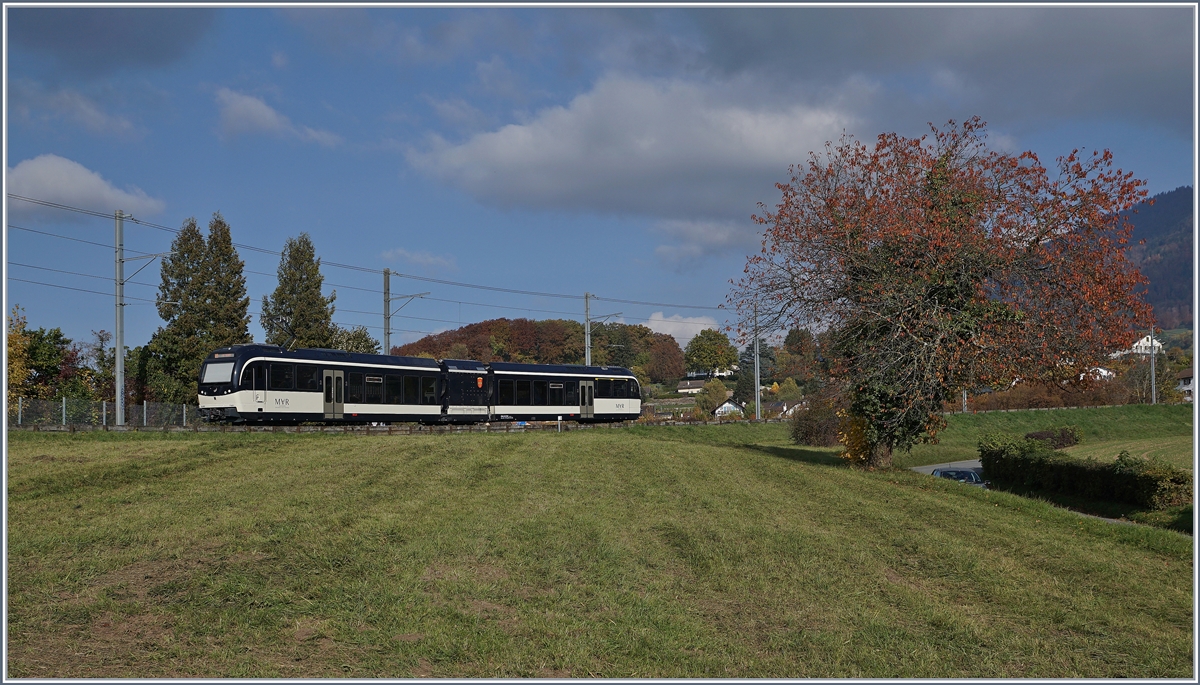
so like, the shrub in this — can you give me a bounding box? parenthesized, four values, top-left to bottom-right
(791, 395, 840, 447)
(979, 435, 1192, 510)
(1023, 425, 1082, 449)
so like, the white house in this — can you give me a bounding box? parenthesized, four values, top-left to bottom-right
(1176, 369, 1193, 402)
(713, 399, 745, 418)
(676, 380, 707, 395)
(685, 366, 738, 379)
(1112, 335, 1163, 358)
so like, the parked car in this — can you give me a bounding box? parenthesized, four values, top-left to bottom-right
(931, 469, 989, 488)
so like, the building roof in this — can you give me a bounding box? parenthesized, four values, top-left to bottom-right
(1177, 368, 1193, 380)
(677, 380, 707, 390)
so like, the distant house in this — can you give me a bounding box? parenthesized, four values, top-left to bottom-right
(685, 365, 738, 379)
(762, 400, 802, 418)
(713, 399, 745, 418)
(676, 380, 707, 395)
(1177, 369, 1193, 402)
(1112, 335, 1164, 358)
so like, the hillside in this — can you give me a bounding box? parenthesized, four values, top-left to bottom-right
(1126, 186, 1193, 329)
(394, 317, 685, 381)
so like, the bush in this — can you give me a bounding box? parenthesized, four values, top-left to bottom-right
(791, 396, 840, 447)
(979, 434, 1192, 510)
(1023, 425, 1081, 449)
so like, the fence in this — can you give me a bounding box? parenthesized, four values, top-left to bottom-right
(9, 398, 199, 428)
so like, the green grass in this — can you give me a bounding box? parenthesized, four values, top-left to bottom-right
(7, 425, 1193, 677)
(897, 404, 1194, 469)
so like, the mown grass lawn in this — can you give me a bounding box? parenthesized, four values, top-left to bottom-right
(6, 424, 1193, 677)
(898, 404, 1194, 469)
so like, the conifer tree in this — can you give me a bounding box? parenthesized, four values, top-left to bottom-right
(203, 213, 252, 349)
(147, 214, 251, 403)
(260, 233, 336, 349)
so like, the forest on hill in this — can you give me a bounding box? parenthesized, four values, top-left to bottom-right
(394, 318, 687, 383)
(1127, 185, 1193, 329)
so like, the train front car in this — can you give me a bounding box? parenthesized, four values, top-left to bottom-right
(197, 345, 444, 424)
(488, 362, 641, 423)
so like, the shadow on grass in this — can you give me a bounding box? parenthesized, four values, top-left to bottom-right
(742, 443, 846, 467)
(990, 483, 1194, 535)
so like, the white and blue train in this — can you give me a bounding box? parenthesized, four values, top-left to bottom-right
(196, 344, 641, 425)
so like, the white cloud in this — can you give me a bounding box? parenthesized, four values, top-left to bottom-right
(11, 80, 136, 136)
(272, 51, 288, 68)
(383, 247, 457, 271)
(215, 88, 341, 147)
(422, 95, 490, 132)
(407, 74, 854, 220)
(643, 311, 720, 349)
(7, 154, 165, 220)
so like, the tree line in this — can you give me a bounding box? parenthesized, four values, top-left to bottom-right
(7, 214, 380, 407)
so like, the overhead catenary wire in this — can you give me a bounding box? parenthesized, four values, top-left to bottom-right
(8, 193, 725, 312)
(9, 261, 158, 289)
(9, 277, 162, 304)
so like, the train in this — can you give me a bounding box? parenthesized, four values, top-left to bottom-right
(195, 343, 642, 425)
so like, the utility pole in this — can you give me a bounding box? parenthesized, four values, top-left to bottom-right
(753, 301, 761, 421)
(582, 292, 620, 367)
(1150, 328, 1157, 405)
(382, 270, 427, 355)
(114, 210, 125, 426)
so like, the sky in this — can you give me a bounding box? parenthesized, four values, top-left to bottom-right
(4, 4, 1195, 355)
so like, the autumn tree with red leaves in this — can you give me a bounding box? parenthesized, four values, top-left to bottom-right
(732, 118, 1151, 469)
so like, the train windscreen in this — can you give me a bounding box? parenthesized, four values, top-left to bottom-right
(201, 361, 235, 384)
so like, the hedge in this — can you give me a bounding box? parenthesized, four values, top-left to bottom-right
(978, 433, 1192, 510)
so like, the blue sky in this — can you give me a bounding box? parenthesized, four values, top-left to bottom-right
(4, 5, 1195, 353)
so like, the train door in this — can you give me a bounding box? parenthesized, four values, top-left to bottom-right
(323, 369, 344, 420)
(579, 380, 594, 419)
(250, 363, 266, 410)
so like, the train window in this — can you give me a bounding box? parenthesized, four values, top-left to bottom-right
(346, 372, 363, 403)
(325, 375, 333, 403)
(201, 362, 234, 384)
(336, 376, 343, 404)
(421, 376, 437, 405)
(564, 381, 578, 405)
(269, 363, 295, 390)
(596, 379, 612, 398)
(404, 376, 420, 404)
(515, 380, 531, 405)
(364, 376, 383, 404)
(533, 380, 547, 405)
(548, 382, 563, 406)
(629, 379, 640, 398)
(296, 365, 321, 391)
(613, 380, 628, 398)
(498, 379, 515, 405)
(385, 375, 403, 403)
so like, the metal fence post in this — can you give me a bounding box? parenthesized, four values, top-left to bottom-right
(18, 397, 22, 425)
(143, 400, 148, 426)
(62, 397, 67, 425)
(103, 400, 107, 426)
(183, 404, 186, 427)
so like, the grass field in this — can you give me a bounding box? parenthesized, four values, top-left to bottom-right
(6, 423, 1194, 677)
(898, 404, 1195, 469)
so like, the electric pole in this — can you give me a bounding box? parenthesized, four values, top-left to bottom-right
(753, 301, 761, 421)
(1150, 328, 1157, 405)
(114, 210, 125, 426)
(585, 292, 591, 366)
(383, 268, 390, 353)
(382, 269, 427, 355)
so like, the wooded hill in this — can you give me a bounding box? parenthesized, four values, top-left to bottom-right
(394, 318, 687, 382)
(1127, 186, 1193, 329)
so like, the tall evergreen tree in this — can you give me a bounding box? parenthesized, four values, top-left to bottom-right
(204, 213, 252, 349)
(147, 214, 251, 403)
(260, 233, 336, 349)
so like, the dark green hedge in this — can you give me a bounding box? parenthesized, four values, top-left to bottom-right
(979, 434, 1192, 510)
